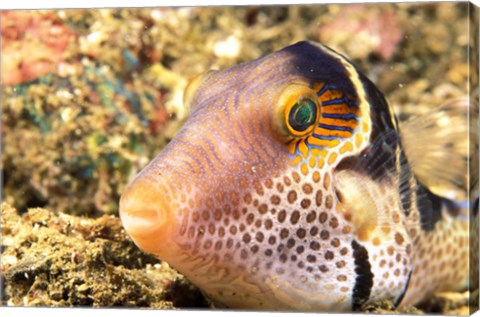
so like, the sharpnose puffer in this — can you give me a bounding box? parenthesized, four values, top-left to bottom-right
(119, 41, 477, 311)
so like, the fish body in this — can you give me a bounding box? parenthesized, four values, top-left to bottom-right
(119, 41, 475, 311)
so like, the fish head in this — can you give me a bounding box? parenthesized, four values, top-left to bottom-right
(120, 41, 413, 311)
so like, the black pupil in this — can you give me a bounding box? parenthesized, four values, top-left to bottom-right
(288, 99, 317, 132)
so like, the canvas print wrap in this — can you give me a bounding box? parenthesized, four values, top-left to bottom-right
(1, 2, 478, 315)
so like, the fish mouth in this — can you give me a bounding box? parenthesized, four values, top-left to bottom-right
(120, 198, 162, 236)
(119, 178, 176, 256)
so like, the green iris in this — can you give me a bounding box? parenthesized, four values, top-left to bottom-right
(288, 98, 318, 132)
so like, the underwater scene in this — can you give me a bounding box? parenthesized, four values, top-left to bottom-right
(1, 3, 479, 315)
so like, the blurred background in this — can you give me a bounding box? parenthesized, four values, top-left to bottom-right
(1, 3, 471, 216)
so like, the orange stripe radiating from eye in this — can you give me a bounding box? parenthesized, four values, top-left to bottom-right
(307, 136, 341, 148)
(286, 81, 361, 158)
(287, 76, 367, 164)
(297, 141, 309, 157)
(313, 127, 352, 138)
(312, 82, 360, 147)
(318, 87, 343, 100)
(319, 118, 357, 128)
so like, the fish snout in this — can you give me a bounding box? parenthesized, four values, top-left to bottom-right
(119, 177, 176, 256)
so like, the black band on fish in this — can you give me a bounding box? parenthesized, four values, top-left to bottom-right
(473, 197, 479, 217)
(360, 74, 397, 142)
(416, 183, 443, 231)
(394, 269, 412, 307)
(351, 240, 374, 310)
(287, 42, 359, 100)
(398, 149, 413, 217)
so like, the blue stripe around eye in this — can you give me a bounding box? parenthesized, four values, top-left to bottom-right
(321, 97, 358, 107)
(316, 84, 337, 97)
(294, 140, 302, 156)
(312, 133, 340, 140)
(286, 152, 298, 160)
(321, 113, 358, 120)
(318, 123, 354, 133)
(322, 97, 348, 106)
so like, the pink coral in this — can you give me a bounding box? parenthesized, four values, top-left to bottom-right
(1, 11, 75, 85)
(319, 4, 403, 60)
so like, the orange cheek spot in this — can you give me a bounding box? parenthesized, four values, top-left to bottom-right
(362, 122, 370, 133)
(301, 163, 309, 175)
(339, 141, 353, 154)
(318, 158, 325, 168)
(328, 152, 338, 165)
(355, 133, 363, 148)
(290, 155, 303, 166)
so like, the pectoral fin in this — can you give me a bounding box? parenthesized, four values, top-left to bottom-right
(400, 98, 474, 201)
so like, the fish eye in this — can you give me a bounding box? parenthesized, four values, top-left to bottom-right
(275, 84, 320, 138)
(288, 98, 318, 133)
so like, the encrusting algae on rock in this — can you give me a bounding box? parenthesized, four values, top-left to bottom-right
(0, 202, 208, 308)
